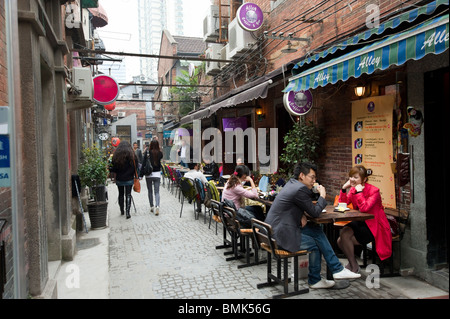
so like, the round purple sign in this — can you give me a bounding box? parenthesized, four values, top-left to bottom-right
(237, 3, 264, 32)
(283, 90, 313, 116)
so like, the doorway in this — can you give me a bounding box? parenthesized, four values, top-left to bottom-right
(424, 66, 449, 268)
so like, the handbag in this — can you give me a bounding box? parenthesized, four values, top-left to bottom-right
(142, 153, 153, 176)
(132, 158, 141, 193)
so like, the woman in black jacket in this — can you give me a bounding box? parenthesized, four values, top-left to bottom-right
(110, 141, 139, 219)
(142, 139, 163, 215)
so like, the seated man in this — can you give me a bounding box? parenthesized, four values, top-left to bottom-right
(184, 163, 208, 213)
(264, 162, 361, 289)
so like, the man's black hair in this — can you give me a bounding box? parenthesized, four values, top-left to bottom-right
(292, 162, 317, 179)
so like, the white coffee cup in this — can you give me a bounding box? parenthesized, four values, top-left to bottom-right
(338, 202, 347, 209)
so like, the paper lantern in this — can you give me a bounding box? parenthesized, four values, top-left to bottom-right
(111, 137, 120, 147)
(104, 102, 116, 111)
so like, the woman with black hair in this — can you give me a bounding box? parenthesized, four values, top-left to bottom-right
(222, 165, 265, 223)
(110, 141, 139, 219)
(143, 139, 164, 215)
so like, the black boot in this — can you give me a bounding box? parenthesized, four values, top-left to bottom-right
(125, 195, 132, 219)
(119, 197, 124, 215)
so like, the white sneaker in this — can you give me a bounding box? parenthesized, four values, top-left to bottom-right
(155, 207, 159, 216)
(333, 268, 361, 280)
(150, 207, 154, 213)
(309, 279, 335, 289)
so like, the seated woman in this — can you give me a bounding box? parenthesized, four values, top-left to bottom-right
(337, 165, 392, 273)
(222, 164, 265, 222)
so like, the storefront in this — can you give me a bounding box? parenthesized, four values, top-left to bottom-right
(282, 7, 449, 286)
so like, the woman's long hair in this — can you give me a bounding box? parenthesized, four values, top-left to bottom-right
(226, 165, 250, 189)
(149, 139, 160, 164)
(112, 141, 135, 168)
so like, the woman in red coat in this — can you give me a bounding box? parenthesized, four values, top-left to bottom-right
(337, 165, 392, 273)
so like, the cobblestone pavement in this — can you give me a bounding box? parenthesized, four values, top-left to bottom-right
(106, 178, 412, 300)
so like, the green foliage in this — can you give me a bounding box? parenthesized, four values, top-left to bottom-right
(279, 120, 323, 176)
(170, 63, 204, 117)
(78, 143, 109, 190)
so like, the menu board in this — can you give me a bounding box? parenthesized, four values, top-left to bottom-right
(351, 95, 396, 209)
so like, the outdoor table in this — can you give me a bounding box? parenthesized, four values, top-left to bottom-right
(309, 205, 374, 289)
(222, 175, 231, 179)
(253, 197, 273, 208)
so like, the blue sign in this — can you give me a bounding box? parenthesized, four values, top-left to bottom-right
(0, 135, 11, 187)
(0, 135, 10, 168)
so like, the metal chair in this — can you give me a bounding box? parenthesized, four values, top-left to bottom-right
(251, 218, 310, 299)
(179, 177, 197, 218)
(193, 178, 207, 222)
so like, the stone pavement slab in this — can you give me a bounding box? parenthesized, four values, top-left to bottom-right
(56, 178, 448, 300)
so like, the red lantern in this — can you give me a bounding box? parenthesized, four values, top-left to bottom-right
(111, 137, 120, 147)
(104, 102, 116, 111)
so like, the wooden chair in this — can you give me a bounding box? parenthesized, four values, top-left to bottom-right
(362, 208, 409, 277)
(193, 178, 207, 222)
(210, 200, 232, 251)
(179, 177, 197, 218)
(251, 218, 310, 299)
(205, 181, 221, 234)
(219, 205, 266, 269)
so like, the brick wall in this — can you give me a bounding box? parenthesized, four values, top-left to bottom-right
(0, 0, 14, 299)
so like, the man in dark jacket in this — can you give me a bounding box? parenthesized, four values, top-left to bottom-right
(264, 162, 360, 289)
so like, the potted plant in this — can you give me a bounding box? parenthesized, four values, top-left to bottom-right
(78, 143, 110, 229)
(279, 119, 323, 176)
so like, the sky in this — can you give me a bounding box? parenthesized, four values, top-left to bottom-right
(97, 0, 211, 81)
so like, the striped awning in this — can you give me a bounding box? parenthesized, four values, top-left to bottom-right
(283, 14, 449, 92)
(293, 0, 449, 71)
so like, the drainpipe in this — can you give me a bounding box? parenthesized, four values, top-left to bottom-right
(5, 0, 27, 299)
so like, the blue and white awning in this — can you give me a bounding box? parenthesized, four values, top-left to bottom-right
(283, 14, 449, 92)
(293, 0, 449, 72)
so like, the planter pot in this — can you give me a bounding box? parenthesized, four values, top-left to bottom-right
(92, 185, 107, 202)
(87, 201, 108, 230)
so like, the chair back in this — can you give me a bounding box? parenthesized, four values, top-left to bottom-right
(208, 181, 220, 199)
(174, 169, 183, 184)
(180, 177, 197, 201)
(210, 199, 222, 219)
(251, 218, 280, 257)
(219, 204, 240, 235)
(194, 178, 206, 202)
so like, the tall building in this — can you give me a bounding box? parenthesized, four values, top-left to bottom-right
(137, 0, 186, 81)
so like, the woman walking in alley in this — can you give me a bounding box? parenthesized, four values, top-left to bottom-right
(143, 139, 164, 215)
(110, 141, 139, 219)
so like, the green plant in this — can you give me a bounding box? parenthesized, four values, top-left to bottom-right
(170, 63, 205, 117)
(279, 120, 323, 176)
(78, 143, 109, 194)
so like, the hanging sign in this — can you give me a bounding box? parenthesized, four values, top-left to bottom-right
(236, 3, 264, 32)
(283, 90, 313, 116)
(104, 101, 116, 111)
(93, 75, 119, 105)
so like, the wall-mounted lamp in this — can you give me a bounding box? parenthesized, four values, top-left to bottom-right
(354, 83, 366, 97)
(256, 105, 265, 121)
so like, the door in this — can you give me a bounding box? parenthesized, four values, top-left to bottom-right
(424, 67, 449, 268)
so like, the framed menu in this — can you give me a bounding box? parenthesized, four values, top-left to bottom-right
(351, 95, 396, 209)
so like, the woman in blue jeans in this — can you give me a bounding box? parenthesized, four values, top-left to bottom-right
(143, 139, 163, 215)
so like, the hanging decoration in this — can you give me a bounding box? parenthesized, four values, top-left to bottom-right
(111, 137, 120, 147)
(104, 102, 116, 111)
(403, 106, 424, 137)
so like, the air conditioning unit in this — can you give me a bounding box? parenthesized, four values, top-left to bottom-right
(205, 44, 223, 75)
(203, 5, 219, 42)
(118, 112, 126, 118)
(70, 67, 93, 100)
(228, 17, 257, 59)
(219, 44, 230, 69)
